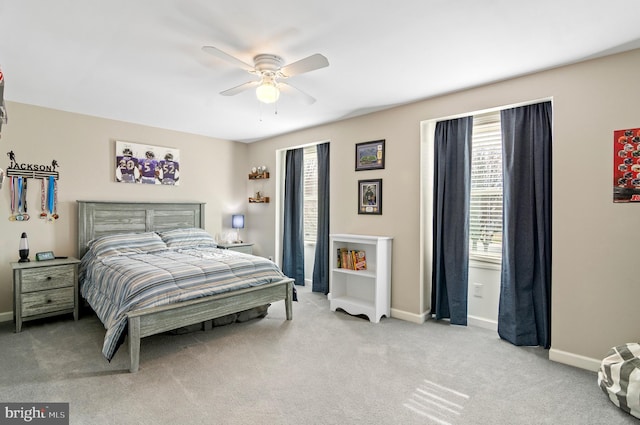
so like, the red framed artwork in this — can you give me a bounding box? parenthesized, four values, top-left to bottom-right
(613, 128, 640, 202)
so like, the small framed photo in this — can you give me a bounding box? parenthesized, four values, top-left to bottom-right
(358, 179, 382, 215)
(355, 139, 385, 171)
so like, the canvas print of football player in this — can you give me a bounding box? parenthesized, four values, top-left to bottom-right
(159, 151, 180, 185)
(138, 150, 159, 184)
(115, 146, 140, 183)
(115, 141, 180, 185)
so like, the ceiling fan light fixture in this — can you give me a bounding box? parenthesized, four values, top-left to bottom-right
(256, 80, 280, 104)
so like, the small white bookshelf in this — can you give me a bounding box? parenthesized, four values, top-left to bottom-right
(328, 234, 392, 323)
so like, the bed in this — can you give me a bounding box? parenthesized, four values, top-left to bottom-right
(77, 201, 293, 372)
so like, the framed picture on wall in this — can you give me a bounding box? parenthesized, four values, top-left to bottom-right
(358, 178, 382, 215)
(613, 127, 640, 202)
(355, 139, 385, 171)
(115, 140, 180, 185)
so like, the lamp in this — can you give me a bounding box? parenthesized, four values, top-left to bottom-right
(255, 78, 280, 104)
(232, 214, 245, 243)
(18, 232, 29, 262)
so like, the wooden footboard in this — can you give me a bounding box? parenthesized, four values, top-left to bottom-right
(127, 279, 293, 372)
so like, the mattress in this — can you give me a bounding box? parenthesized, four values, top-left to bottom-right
(79, 230, 285, 360)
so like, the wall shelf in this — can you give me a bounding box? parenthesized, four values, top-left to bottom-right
(248, 172, 269, 180)
(248, 171, 269, 203)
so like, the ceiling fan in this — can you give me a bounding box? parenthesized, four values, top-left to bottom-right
(202, 45, 329, 105)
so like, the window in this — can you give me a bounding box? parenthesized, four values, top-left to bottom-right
(303, 145, 318, 242)
(469, 111, 503, 262)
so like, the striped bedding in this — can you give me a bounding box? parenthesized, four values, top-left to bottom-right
(80, 233, 285, 361)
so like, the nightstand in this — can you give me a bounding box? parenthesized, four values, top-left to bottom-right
(217, 242, 254, 255)
(12, 257, 80, 333)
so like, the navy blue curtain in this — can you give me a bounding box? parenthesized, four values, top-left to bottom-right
(431, 117, 472, 325)
(498, 101, 552, 348)
(282, 148, 305, 288)
(312, 142, 330, 294)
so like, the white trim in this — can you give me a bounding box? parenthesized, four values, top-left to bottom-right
(549, 348, 602, 372)
(419, 120, 436, 318)
(467, 315, 498, 331)
(469, 258, 501, 271)
(275, 139, 330, 270)
(0, 311, 13, 323)
(421, 96, 554, 124)
(391, 307, 429, 324)
(420, 97, 554, 337)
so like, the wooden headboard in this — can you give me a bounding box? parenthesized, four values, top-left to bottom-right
(77, 201, 205, 257)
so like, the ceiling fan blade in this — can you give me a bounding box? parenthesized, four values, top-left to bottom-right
(280, 54, 329, 78)
(279, 82, 316, 105)
(202, 46, 254, 72)
(220, 80, 260, 96)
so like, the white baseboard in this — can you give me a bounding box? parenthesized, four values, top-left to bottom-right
(549, 348, 601, 372)
(390, 308, 429, 324)
(0, 311, 13, 323)
(467, 315, 498, 332)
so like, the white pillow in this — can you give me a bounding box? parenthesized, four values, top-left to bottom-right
(158, 228, 218, 248)
(88, 232, 167, 258)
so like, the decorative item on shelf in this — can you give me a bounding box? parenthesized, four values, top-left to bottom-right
(249, 191, 270, 203)
(248, 165, 269, 179)
(18, 232, 29, 262)
(232, 214, 244, 243)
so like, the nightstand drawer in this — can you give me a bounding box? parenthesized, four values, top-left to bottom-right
(21, 287, 75, 317)
(20, 265, 75, 292)
(229, 245, 253, 254)
(217, 243, 254, 255)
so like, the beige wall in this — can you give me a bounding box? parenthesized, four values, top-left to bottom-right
(0, 102, 248, 316)
(248, 48, 640, 368)
(2, 48, 639, 369)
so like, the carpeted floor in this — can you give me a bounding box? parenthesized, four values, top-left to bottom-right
(0, 286, 635, 425)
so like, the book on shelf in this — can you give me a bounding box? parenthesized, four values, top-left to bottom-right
(354, 250, 367, 270)
(336, 248, 366, 271)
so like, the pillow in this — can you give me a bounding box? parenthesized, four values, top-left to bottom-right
(158, 228, 218, 248)
(88, 232, 167, 258)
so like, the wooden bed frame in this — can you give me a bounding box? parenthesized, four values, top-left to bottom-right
(77, 201, 293, 372)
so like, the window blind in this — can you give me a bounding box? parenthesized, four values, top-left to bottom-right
(470, 112, 502, 261)
(303, 145, 318, 242)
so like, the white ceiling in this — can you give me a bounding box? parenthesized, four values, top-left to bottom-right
(2, 1, 640, 143)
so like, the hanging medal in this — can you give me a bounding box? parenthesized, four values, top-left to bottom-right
(47, 175, 58, 221)
(21, 178, 30, 221)
(40, 178, 47, 219)
(15, 177, 24, 221)
(52, 177, 59, 220)
(9, 176, 16, 221)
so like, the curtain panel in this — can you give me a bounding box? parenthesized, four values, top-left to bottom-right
(498, 101, 552, 348)
(282, 148, 305, 291)
(312, 142, 330, 294)
(431, 117, 473, 325)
